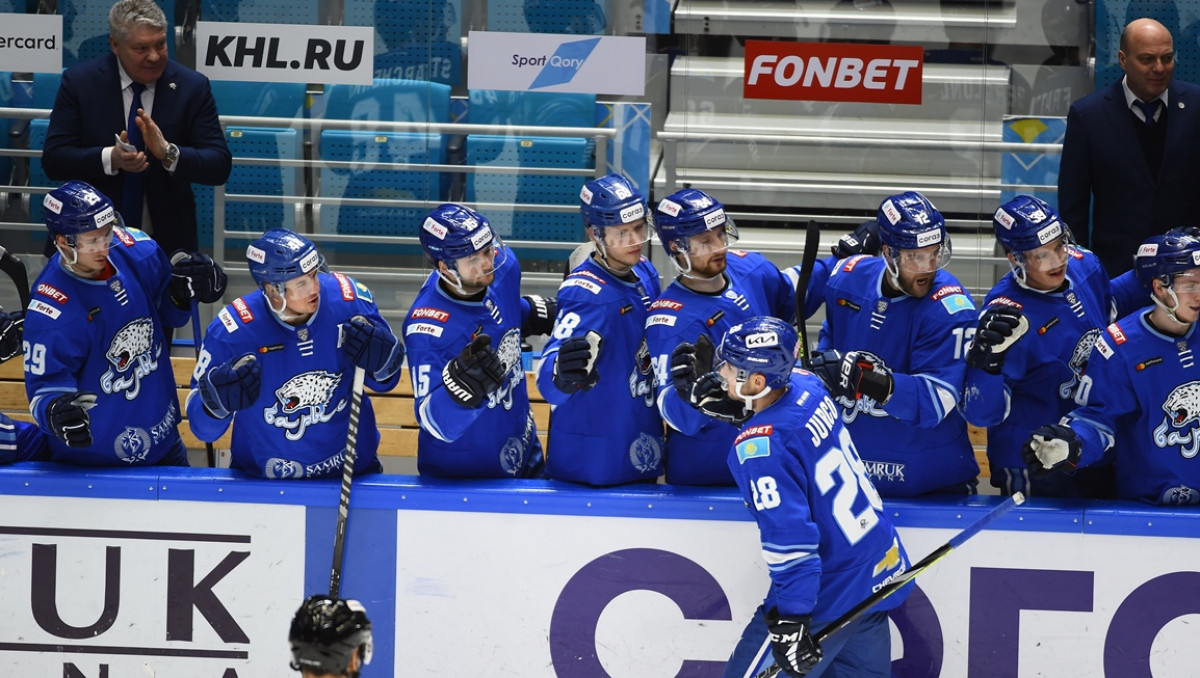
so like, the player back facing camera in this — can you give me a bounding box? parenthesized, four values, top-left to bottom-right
(289, 594, 373, 678)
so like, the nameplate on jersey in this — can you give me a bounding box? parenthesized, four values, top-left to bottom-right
(406, 322, 444, 338)
(232, 298, 255, 324)
(333, 272, 356, 301)
(410, 307, 450, 323)
(28, 299, 61, 320)
(646, 314, 676, 327)
(35, 283, 68, 305)
(734, 427, 773, 464)
(562, 277, 602, 295)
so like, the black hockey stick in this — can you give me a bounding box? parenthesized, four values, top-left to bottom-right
(329, 361, 368, 599)
(755, 493, 1025, 678)
(793, 220, 821, 368)
(0, 245, 30, 308)
(190, 299, 217, 468)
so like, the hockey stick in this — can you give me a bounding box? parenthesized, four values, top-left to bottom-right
(792, 220, 821, 368)
(329, 364, 367, 599)
(0, 246, 30, 308)
(755, 493, 1025, 678)
(190, 299, 217, 468)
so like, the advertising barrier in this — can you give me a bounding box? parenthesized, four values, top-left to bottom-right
(0, 464, 1196, 677)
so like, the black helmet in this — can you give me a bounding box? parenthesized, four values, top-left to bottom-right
(289, 595, 373, 675)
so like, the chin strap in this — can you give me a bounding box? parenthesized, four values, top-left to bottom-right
(671, 250, 723, 283)
(264, 283, 309, 324)
(730, 371, 775, 411)
(1153, 285, 1194, 329)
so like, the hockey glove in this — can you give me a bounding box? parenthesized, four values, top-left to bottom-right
(766, 608, 823, 677)
(831, 219, 881, 258)
(670, 334, 715, 402)
(443, 334, 506, 408)
(342, 315, 403, 380)
(169, 250, 228, 307)
(46, 392, 98, 448)
(1022, 423, 1082, 476)
(553, 331, 602, 393)
(689, 371, 752, 425)
(809, 349, 844, 395)
(0, 309, 23, 363)
(812, 349, 893, 404)
(521, 295, 558, 336)
(966, 306, 1029, 375)
(199, 354, 262, 419)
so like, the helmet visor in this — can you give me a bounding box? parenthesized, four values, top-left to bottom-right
(598, 219, 652, 249)
(72, 223, 117, 253)
(449, 238, 506, 279)
(1018, 236, 1070, 273)
(895, 241, 951, 273)
(1171, 271, 1200, 295)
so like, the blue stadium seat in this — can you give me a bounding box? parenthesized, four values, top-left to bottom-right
(202, 0, 315, 24)
(196, 127, 301, 247)
(487, 0, 607, 34)
(344, 0, 464, 86)
(209, 80, 307, 119)
(27, 119, 51, 225)
(318, 79, 451, 248)
(60, 0, 176, 65)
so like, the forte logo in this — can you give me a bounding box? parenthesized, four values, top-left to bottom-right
(744, 41, 924, 105)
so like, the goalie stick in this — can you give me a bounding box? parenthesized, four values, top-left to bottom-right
(755, 493, 1026, 678)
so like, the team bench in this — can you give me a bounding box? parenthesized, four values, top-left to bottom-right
(0, 358, 987, 478)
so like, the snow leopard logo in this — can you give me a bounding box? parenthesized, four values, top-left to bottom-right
(100, 317, 160, 400)
(628, 338, 655, 406)
(1159, 485, 1200, 505)
(485, 327, 525, 411)
(264, 370, 347, 441)
(1151, 380, 1200, 460)
(1058, 328, 1102, 400)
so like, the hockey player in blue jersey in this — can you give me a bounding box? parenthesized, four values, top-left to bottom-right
(960, 195, 1129, 497)
(645, 187, 835, 485)
(537, 173, 664, 485)
(24, 180, 225, 465)
(811, 191, 980, 497)
(402, 203, 553, 478)
(1024, 232, 1200, 505)
(716, 317, 910, 678)
(187, 228, 403, 479)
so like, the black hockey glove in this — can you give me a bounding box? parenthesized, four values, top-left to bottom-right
(342, 315, 403, 380)
(1021, 423, 1082, 476)
(443, 334, 506, 408)
(169, 250, 228, 307)
(46, 392, 97, 448)
(670, 334, 715, 402)
(0, 309, 23, 362)
(553, 331, 602, 393)
(966, 306, 1029, 375)
(689, 372, 752, 425)
(766, 608, 823, 677)
(199, 354, 262, 419)
(831, 220, 881, 258)
(812, 349, 893, 404)
(521, 295, 558, 336)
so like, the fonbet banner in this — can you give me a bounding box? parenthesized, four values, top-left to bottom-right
(197, 22, 373, 85)
(0, 496, 305, 677)
(0, 13, 62, 73)
(744, 40, 923, 104)
(467, 31, 646, 95)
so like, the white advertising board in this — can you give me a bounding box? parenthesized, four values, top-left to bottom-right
(467, 31, 646, 95)
(196, 22, 374, 85)
(0, 14, 62, 73)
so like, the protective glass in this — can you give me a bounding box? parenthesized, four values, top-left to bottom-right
(599, 220, 652, 249)
(72, 224, 116, 253)
(450, 239, 506, 280)
(1019, 236, 1070, 272)
(1171, 272, 1200, 295)
(686, 221, 740, 255)
(895, 241, 951, 273)
(282, 269, 320, 297)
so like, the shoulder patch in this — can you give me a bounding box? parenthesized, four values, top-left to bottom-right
(217, 307, 239, 334)
(987, 296, 1024, 310)
(646, 314, 677, 328)
(930, 285, 965, 301)
(735, 424, 774, 444)
(353, 280, 375, 304)
(735, 430, 773, 464)
(406, 322, 444, 338)
(650, 298, 683, 312)
(332, 272, 356, 301)
(115, 228, 136, 247)
(35, 282, 69, 305)
(939, 293, 976, 315)
(28, 299, 61, 320)
(1095, 335, 1114, 360)
(1069, 247, 1084, 260)
(562, 278, 602, 295)
(568, 269, 607, 285)
(232, 297, 255, 324)
(728, 249, 749, 258)
(1107, 322, 1127, 345)
(410, 307, 450, 323)
(841, 255, 868, 272)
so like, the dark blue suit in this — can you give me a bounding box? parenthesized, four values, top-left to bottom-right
(43, 52, 232, 254)
(1058, 79, 1200, 275)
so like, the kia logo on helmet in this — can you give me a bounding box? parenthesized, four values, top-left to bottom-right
(745, 331, 779, 348)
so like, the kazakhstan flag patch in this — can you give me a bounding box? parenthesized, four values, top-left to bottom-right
(940, 293, 975, 314)
(735, 437, 771, 464)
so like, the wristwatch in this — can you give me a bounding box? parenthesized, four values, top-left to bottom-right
(162, 142, 180, 170)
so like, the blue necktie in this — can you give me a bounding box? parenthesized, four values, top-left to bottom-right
(1134, 99, 1161, 128)
(122, 82, 146, 230)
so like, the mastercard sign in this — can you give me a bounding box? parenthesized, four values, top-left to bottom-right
(744, 41, 924, 105)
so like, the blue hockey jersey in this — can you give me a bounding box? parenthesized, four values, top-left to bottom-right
(187, 272, 400, 479)
(537, 255, 664, 485)
(962, 247, 1119, 495)
(727, 370, 910, 620)
(645, 251, 836, 485)
(25, 227, 189, 465)
(1066, 313, 1200, 505)
(818, 255, 979, 496)
(402, 246, 543, 478)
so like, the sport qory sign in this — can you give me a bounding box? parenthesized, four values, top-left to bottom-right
(744, 41, 923, 105)
(197, 22, 374, 85)
(467, 31, 646, 95)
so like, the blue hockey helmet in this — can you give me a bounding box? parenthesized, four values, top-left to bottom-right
(419, 203, 501, 262)
(1134, 232, 1200, 292)
(716, 316, 799, 390)
(992, 195, 1071, 253)
(653, 187, 739, 257)
(289, 595, 373, 675)
(579, 173, 648, 230)
(877, 191, 947, 251)
(246, 228, 325, 288)
(43, 180, 121, 239)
